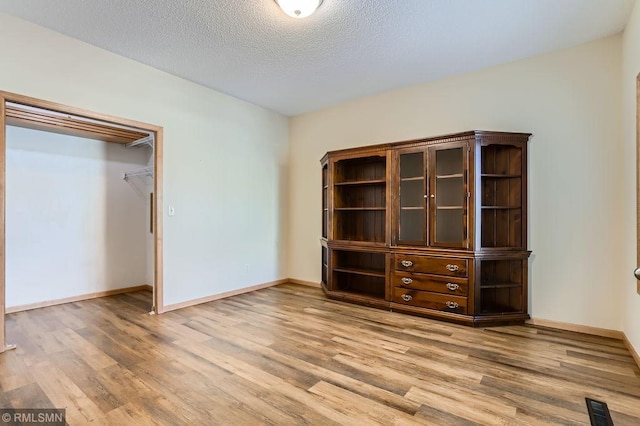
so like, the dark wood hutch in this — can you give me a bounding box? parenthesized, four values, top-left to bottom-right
(320, 130, 531, 326)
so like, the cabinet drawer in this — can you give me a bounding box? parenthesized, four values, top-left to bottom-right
(393, 288, 467, 314)
(394, 255, 467, 277)
(392, 272, 467, 296)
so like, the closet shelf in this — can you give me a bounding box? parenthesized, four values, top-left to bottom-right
(5, 104, 148, 145)
(125, 135, 154, 149)
(123, 167, 154, 180)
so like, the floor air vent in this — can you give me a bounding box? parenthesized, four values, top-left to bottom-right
(585, 398, 614, 426)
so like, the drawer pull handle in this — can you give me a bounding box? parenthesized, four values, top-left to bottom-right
(445, 301, 459, 309)
(446, 283, 459, 291)
(401, 277, 413, 285)
(446, 264, 460, 272)
(401, 294, 413, 302)
(401, 260, 413, 268)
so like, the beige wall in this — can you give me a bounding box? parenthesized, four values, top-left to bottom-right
(289, 36, 624, 330)
(0, 14, 289, 308)
(622, 0, 640, 356)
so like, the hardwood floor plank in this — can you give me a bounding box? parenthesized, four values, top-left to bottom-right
(48, 350, 124, 413)
(308, 381, 422, 425)
(5, 382, 54, 410)
(566, 348, 640, 369)
(53, 328, 118, 371)
(10, 311, 67, 354)
(73, 326, 148, 368)
(405, 385, 517, 424)
(1, 285, 639, 425)
(32, 362, 104, 424)
(414, 404, 479, 426)
(0, 348, 36, 393)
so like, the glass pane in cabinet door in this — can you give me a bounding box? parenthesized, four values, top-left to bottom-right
(400, 152, 423, 178)
(436, 148, 463, 176)
(433, 147, 465, 246)
(436, 209, 463, 243)
(399, 152, 425, 244)
(400, 180, 424, 207)
(436, 177, 464, 206)
(400, 209, 424, 242)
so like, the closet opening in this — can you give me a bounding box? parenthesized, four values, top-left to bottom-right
(0, 91, 164, 353)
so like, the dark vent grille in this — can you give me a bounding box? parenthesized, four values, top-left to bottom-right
(585, 398, 614, 426)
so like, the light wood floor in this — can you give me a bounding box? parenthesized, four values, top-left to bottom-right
(1, 284, 639, 425)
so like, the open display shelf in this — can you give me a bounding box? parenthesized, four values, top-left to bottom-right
(333, 155, 387, 243)
(331, 250, 386, 299)
(480, 144, 525, 248)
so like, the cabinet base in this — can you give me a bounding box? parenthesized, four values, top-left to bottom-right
(322, 282, 528, 327)
(390, 302, 529, 327)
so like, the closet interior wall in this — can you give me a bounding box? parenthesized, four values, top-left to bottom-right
(6, 126, 151, 309)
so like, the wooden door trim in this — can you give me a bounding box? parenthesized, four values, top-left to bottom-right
(0, 95, 5, 353)
(0, 90, 165, 352)
(637, 74, 640, 295)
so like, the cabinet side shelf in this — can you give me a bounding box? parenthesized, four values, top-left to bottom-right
(480, 283, 521, 289)
(436, 173, 464, 179)
(335, 207, 386, 211)
(481, 174, 521, 178)
(481, 206, 521, 209)
(333, 267, 386, 278)
(334, 179, 386, 186)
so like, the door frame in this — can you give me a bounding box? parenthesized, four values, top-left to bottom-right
(0, 90, 165, 353)
(637, 74, 640, 295)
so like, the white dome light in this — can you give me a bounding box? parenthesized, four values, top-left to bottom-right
(275, 0, 323, 19)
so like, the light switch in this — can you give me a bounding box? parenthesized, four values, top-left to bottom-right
(168, 205, 175, 216)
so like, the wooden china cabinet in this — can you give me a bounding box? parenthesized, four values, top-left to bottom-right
(320, 131, 531, 326)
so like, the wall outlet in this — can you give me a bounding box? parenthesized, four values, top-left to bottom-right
(244, 264, 250, 273)
(168, 205, 175, 216)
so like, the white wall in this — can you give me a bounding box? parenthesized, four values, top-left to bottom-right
(621, 0, 640, 356)
(6, 126, 150, 307)
(0, 14, 289, 308)
(289, 36, 624, 330)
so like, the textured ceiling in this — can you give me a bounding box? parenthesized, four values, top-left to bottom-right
(0, 0, 635, 116)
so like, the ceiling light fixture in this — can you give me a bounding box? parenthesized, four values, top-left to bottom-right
(274, 0, 323, 19)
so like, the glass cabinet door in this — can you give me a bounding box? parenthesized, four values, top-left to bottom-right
(429, 144, 468, 248)
(398, 151, 426, 245)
